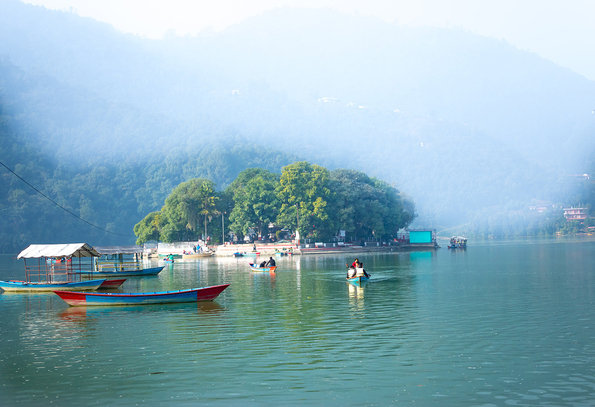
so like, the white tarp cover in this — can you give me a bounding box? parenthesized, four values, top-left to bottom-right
(17, 243, 100, 259)
(94, 245, 143, 255)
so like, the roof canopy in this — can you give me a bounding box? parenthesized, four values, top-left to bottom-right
(17, 243, 100, 259)
(94, 245, 143, 255)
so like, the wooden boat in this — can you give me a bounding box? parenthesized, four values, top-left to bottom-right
(163, 259, 175, 263)
(53, 284, 230, 306)
(98, 279, 126, 289)
(249, 263, 276, 272)
(79, 267, 163, 278)
(181, 252, 214, 259)
(243, 252, 260, 256)
(347, 276, 370, 285)
(91, 246, 164, 277)
(0, 279, 106, 292)
(3, 243, 106, 293)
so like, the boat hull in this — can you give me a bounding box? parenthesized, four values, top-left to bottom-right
(347, 276, 370, 285)
(80, 267, 164, 278)
(248, 263, 276, 272)
(53, 284, 230, 306)
(99, 279, 126, 289)
(181, 253, 213, 259)
(0, 279, 106, 292)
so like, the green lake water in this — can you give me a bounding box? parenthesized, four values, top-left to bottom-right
(1, 237, 594, 406)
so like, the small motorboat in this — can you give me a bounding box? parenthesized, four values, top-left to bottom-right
(53, 284, 230, 306)
(249, 263, 276, 272)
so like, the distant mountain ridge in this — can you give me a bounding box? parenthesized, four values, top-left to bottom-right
(0, 0, 593, 236)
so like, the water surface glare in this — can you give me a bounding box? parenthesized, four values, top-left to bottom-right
(1, 238, 595, 406)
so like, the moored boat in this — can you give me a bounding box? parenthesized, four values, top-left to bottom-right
(0, 279, 106, 292)
(85, 246, 164, 277)
(1, 243, 105, 293)
(181, 252, 214, 259)
(248, 263, 276, 272)
(81, 267, 163, 278)
(53, 284, 230, 306)
(98, 279, 127, 289)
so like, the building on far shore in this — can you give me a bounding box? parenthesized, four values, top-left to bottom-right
(563, 207, 589, 222)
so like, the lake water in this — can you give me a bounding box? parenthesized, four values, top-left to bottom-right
(1, 238, 595, 406)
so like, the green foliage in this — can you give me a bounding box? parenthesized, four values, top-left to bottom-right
(329, 169, 416, 239)
(227, 168, 280, 239)
(133, 211, 162, 245)
(276, 162, 334, 240)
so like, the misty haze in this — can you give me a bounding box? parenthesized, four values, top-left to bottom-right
(1, 1, 595, 405)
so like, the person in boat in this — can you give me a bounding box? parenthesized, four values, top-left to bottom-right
(346, 258, 359, 278)
(259, 260, 267, 267)
(358, 262, 370, 278)
(266, 257, 276, 267)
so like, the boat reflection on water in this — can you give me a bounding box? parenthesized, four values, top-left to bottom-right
(347, 282, 365, 313)
(59, 300, 224, 322)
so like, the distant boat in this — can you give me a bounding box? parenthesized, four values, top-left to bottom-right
(248, 263, 277, 272)
(181, 252, 214, 259)
(233, 252, 244, 257)
(0, 279, 106, 292)
(53, 284, 230, 306)
(448, 236, 467, 249)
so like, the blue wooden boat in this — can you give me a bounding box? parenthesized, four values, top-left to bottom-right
(346, 276, 370, 285)
(249, 263, 277, 272)
(53, 284, 230, 306)
(79, 266, 164, 278)
(0, 279, 106, 292)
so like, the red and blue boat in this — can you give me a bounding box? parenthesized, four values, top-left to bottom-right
(53, 284, 230, 306)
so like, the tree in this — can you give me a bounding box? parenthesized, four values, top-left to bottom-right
(159, 178, 217, 242)
(227, 168, 280, 241)
(329, 169, 416, 240)
(276, 161, 334, 240)
(133, 211, 163, 245)
(198, 180, 219, 241)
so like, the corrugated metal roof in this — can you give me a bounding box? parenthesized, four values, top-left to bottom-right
(94, 245, 143, 255)
(17, 243, 100, 259)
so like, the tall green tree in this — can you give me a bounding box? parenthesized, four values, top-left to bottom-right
(227, 168, 280, 240)
(198, 180, 219, 241)
(276, 161, 334, 240)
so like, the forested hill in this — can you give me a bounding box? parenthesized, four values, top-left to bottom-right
(1, 1, 594, 246)
(0, 58, 298, 253)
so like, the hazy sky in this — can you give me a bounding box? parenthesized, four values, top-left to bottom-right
(23, 0, 595, 81)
